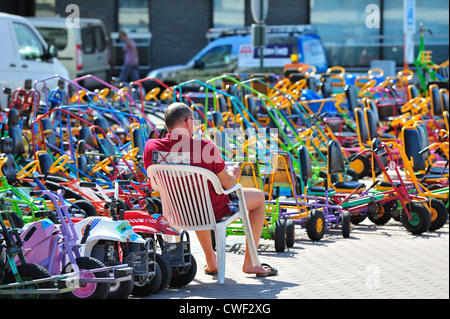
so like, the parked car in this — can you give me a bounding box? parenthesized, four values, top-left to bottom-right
(0, 12, 69, 110)
(28, 17, 111, 86)
(147, 25, 328, 86)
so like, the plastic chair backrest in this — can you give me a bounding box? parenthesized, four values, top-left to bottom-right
(147, 164, 221, 231)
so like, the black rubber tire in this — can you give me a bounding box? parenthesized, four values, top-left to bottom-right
(155, 253, 172, 293)
(72, 199, 97, 217)
(61, 257, 110, 299)
(429, 198, 448, 231)
(274, 218, 287, 252)
(349, 154, 371, 179)
(169, 255, 197, 288)
(368, 210, 392, 225)
(4, 263, 55, 299)
(341, 210, 351, 238)
(132, 263, 162, 296)
(306, 209, 326, 241)
(285, 219, 295, 248)
(105, 261, 134, 299)
(401, 202, 431, 235)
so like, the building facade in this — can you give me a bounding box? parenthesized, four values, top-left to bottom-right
(3, 0, 448, 74)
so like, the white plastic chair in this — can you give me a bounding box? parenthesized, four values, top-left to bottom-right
(147, 164, 261, 284)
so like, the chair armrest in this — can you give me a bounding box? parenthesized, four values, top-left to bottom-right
(222, 183, 243, 195)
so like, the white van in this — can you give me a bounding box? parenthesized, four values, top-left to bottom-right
(0, 12, 69, 110)
(28, 17, 110, 86)
(147, 25, 328, 86)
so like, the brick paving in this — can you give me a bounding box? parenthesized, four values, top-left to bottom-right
(140, 218, 448, 300)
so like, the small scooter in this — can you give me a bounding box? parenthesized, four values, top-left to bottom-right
(81, 180, 197, 290)
(74, 180, 161, 297)
(19, 188, 133, 299)
(0, 206, 77, 299)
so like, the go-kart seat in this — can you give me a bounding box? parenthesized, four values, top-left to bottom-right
(355, 108, 370, 145)
(365, 108, 397, 141)
(415, 123, 449, 175)
(40, 118, 57, 146)
(0, 137, 17, 184)
(327, 140, 366, 192)
(79, 126, 96, 148)
(403, 127, 448, 182)
(298, 145, 335, 195)
(93, 117, 119, 165)
(430, 85, 444, 117)
(76, 139, 89, 176)
(7, 109, 26, 157)
(344, 85, 361, 116)
(37, 151, 55, 176)
(131, 126, 145, 158)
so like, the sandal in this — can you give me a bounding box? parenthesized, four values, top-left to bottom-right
(255, 263, 278, 277)
(204, 266, 218, 275)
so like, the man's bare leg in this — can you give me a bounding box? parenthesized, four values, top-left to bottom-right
(196, 230, 218, 273)
(241, 188, 271, 275)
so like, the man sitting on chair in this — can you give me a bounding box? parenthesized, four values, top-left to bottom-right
(143, 102, 277, 277)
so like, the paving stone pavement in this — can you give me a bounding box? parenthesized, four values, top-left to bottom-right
(138, 218, 449, 300)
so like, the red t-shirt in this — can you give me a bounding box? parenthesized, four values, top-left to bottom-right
(143, 132, 231, 221)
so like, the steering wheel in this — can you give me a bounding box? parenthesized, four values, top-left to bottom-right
(391, 112, 411, 127)
(160, 88, 173, 100)
(145, 87, 161, 101)
(298, 64, 316, 77)
(397, 69, 414, 81)
(368, 68, 384, 78)
(70, 90, 86, 104)
(122, 148, 140, 162)
(326, 66, 345, 75)
(93, 88, 110, 103)
(400, 97, 424, 114)
(49, 154, 69, 174)
(92, 157, 113, 173)
(112, 87, 129, 101)
(17, 160, 40, 179)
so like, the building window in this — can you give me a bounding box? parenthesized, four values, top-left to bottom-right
(383, 0, 449, 66)
(311, 0, 381, 68)
(35, 0, 56, 17)
(118, 0, 150, 33)
(213, 0, 245, 28)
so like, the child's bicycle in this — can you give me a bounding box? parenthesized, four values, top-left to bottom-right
(0, 198, 78, 299)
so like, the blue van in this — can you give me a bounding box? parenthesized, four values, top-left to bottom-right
(147, 25, 328, 85)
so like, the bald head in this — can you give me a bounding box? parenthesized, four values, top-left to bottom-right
(164, 102, 193, 130)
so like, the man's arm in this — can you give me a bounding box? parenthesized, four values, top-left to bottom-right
(216, 165, 241, 190)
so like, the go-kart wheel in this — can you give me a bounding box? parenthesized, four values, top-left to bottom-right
(341, 210, 351, 238)
(72, 199, 97, 217)
(4, 263, 55, 299)
(349, 153, 371, 179)
(306, 209, 325, 241)
(401, 202, 431, 235)
(368, 205, 392, 225)
(428, 198, 448, 231)
(285, 219, 295, 248)
(132, 263, 162, 297)
(62, 257, 110, 299)
(169, 254, 197, 288)
(274, 218, 287, 252)
(105, 261, 134, 299)
(155, 253, 172, 293)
